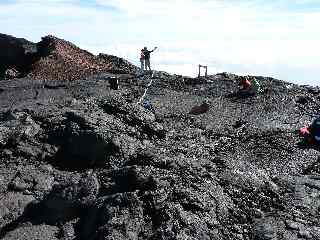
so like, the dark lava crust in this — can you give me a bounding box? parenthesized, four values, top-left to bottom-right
(0, 69, 320, 240)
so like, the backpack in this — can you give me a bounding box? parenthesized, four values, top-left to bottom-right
(310, 116, 320, 142)
(143, 100, 155, 113)
(140, 52, 145, 60)
(311, 117, 320, 128)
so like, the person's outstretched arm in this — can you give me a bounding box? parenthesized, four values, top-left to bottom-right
(151, 47, 158, 52)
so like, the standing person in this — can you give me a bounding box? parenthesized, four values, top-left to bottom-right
(140, 49, 145, 71)
(143, 46, 157, 71)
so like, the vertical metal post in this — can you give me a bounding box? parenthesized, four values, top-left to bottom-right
(198, 64, 208, 78)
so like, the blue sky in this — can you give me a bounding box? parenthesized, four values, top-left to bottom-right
(0, 0, 319, 86)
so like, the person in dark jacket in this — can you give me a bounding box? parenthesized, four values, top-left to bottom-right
(142, 46, 157, 71)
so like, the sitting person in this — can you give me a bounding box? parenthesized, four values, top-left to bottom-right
(238, 76, 262, 96)
(239, 76, 251, 91)
(226, 76, 262, 99)
(236, 76, 255, 97)
(299, 116, 320, 145)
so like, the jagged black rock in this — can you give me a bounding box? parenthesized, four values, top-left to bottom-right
(0, 35, 320, 240)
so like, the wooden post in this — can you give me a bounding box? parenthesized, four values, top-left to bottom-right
(198, 64, 208, 78)
(109, 77, 119, 90)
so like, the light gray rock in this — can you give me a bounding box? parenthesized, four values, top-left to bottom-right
(0, 192, 35, 228)
(3, 224, 59, 240)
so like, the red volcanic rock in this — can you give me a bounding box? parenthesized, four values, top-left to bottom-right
(0, 34, 138, 81)
(97, 53, 138, 74)
(28, 36, 111, 81)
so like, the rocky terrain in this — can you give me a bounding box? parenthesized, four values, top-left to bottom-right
(0, 34, 137, 81)
(0, 34, 37, 78)
(0, 34, 320, 240)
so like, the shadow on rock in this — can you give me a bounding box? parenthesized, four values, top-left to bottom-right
(0, 173, 99, 239)
(296, 139, 320, 152)
(99, 166, 157, 196)
(52, 131, 120, 171)
(302, 156, 320, 175)
(0, 200, 42, 238)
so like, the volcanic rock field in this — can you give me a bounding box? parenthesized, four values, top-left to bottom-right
(0, 33, 320, 240)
